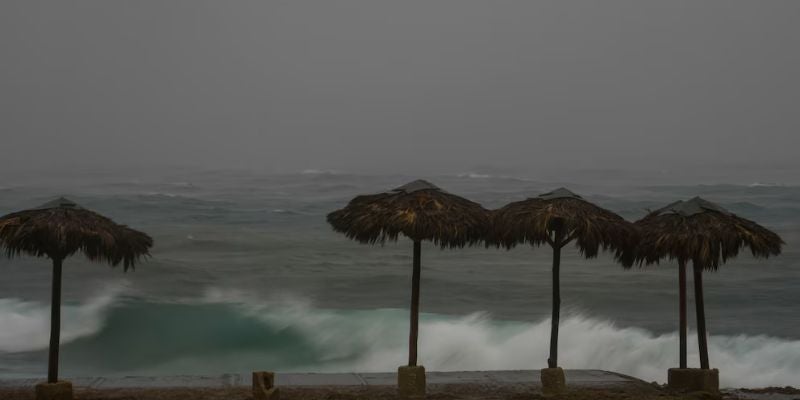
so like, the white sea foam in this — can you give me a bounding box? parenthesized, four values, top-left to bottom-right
(457, 172, 492, 179)
(748, 182, 785, 187)
(331, 313, 799, 388)
(3, 287, 798, 388)
(301, 169, 339, 175)
(0, 286, 124, 353)
(205, 289, 800, 388)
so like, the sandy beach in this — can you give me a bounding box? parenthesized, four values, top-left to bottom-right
(0, 384, 718, 400)
(2, 371, 798, 400)
(2, 383, 799, 400)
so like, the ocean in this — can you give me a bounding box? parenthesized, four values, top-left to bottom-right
(0, 169, 798, 388)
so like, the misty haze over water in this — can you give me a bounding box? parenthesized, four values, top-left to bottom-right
(1, 1, 799, 177)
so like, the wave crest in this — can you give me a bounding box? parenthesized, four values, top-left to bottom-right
(0, 286, 124, 352)
(202, 290, 800, 388)
(2, 289, 798, 388)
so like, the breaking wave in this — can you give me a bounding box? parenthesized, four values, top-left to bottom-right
(2, 289, 796, 388)
(0, 286, 123, 353)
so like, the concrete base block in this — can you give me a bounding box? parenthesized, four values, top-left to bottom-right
(668, 368, 719, 393)
(35, 381, 73, 400)
(540, 368, 566, 396)
(253, 371, 280, 400)
(398, 365, 426, 399)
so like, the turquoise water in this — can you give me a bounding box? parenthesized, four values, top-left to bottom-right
(0, 170, 798, 387)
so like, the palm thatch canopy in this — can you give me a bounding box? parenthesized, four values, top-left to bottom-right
(633, 197, 783, 270)
(490, 188, 635, 258)
(0, 197, 152, 270)
(326, 179, 489, 247)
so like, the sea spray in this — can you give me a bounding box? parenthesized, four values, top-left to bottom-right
(204, 289, 800, 387)
(0, 285, 124, 352)
(258, 303, 800, 388)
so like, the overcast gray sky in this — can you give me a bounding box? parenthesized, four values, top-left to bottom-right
(1, 1, 798, 177)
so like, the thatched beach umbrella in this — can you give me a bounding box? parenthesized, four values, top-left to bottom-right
(0, 197, 152, 384)
(633, 197, 782, 370)
(490, 188, 635, 371)
(327, 180, 489, 368)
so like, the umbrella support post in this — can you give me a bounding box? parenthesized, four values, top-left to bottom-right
(667, 368, 719, 393)
(542, 234, 566, 396)
(547, 238, 562, 369)
(693, 264, 711, 369)
(48, 258, 63, 384)
(399, 241, 426, 399)
(408, 240, 421, 367)
(679, 261, 687, 369)
(37, 258, 73, 400)
(398, 365, 426, 399)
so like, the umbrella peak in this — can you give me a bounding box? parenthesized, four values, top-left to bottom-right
(539, 187, 582, 200)
(393, 179, 441, 193)
(33, 197, 83, 211)
(655, 196, 731, 217)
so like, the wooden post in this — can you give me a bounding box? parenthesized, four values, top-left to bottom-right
(408, 240, 422, 367)
(48, 258, 63, 383)
(679, 260, 687, 369)
(547, 231, 563, 368)
(693, 264, 710, 369)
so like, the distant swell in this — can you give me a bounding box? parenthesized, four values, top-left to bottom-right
(1, 289, 798, 388)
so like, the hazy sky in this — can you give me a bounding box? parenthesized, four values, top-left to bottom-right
(1, 1, 798, 176)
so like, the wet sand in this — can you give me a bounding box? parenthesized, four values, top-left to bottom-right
(0, 384, 712, 400)
(3, 383, 799, 399)
(2, 370, 797, 400)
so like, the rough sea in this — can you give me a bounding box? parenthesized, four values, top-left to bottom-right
(0, 168, 798, 388)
